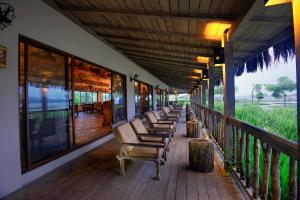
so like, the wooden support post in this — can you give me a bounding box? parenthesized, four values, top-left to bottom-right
(208, 61, 215, 133)
(292, 0, 300, 193)
(202, 82, 207, 107)
(223, 35, 235, 171)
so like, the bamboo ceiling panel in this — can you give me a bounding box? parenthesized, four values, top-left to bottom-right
(44, 0, 291, 90)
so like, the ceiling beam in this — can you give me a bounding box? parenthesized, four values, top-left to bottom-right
(136, 61, 203, 72)
(100, 35, 220, 50)
(121, 49, 205, 63)
(141, 65, 201, 76)
(113, 42, 213, 57)
(138, 62, 200, 72)
(127, 54, 207, 68)
(132, 57, 204, 69)
(84, 23, 222, 41)
(62, 7, 236, 22)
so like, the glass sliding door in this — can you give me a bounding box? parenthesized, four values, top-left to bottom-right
(112, 73, 126, 123)
(134, 80, 153, 116)
(73, 58, 112, 145)
(19, 36, 128, 172)
(19, 39, 72, 170)
(156, 88, 163, 110)
(134, 81, 141, 117)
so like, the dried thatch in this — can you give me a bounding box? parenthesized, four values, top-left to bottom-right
(235, 34, 295, 76)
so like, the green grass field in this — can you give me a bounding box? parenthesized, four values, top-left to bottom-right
(213, 101, 297, 199)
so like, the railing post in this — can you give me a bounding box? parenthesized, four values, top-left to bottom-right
(292, 0, 300, 192)
(223, 32, 235, 171)
(208, 60, 215, 133)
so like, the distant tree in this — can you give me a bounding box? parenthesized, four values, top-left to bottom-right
(256, 92, 264, 103)
(251, 84, 262, 103)
(265, 76, 296, 107)
(214, 85, 238, 101)
(214, 86, 224, 101)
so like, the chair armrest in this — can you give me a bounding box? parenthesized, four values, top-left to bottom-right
(136, 133, 169, 138)
(120, 142, 164, 148)
(158, 122, 174, 124)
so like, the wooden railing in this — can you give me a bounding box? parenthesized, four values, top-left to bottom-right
(191, 102, 298, 200)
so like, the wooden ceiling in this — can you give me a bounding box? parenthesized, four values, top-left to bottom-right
(43, 0, 293, 91)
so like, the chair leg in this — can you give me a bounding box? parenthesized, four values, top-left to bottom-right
(116, 155, 125, 176)
(155, 160, 160, 180)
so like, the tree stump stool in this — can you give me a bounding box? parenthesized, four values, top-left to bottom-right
(186, 120, 199, 138)
(186, 111, 195, 121)
(188, 139, 214, 172)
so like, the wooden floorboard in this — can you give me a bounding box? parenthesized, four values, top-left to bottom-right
(5, 112, 245, 200)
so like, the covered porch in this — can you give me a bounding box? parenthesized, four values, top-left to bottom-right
(5, 112, 245, 200)
(0, 0, 299, 199)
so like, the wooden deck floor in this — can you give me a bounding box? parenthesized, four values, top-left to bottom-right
(6, 115, 245, 200)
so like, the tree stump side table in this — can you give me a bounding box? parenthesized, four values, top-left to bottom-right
(188, 139, 214, 172)
(186, 120, 199, 138)
(186, 111, 195, 122)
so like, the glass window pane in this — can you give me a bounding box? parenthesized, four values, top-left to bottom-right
(73, 59, 112, 145)
(27, 44, 70, 164)
(86, 92, 93, 103)
(80, 92, 86, 103)
(74, 91, 80, 105)
(112, 74, 126, 123)
(93, 92, 98, 102)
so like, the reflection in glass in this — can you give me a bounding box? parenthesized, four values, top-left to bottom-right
(27, 44, 70, 164)
(112, 73, 126, 123)
(134, 81, 153, 116)
(134, 81, 141, 116)
(73, 59, 112, 145)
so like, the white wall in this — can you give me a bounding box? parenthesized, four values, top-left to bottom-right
(0, 0, 168, 197)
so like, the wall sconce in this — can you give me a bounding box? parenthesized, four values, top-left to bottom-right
(130, 74, 138, 82)
(213, 47, 225, 66)
(202, 69, 209, 79)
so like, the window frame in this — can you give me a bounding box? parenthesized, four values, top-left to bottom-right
(134, 79, 154, 117)
(19, 35, 128, 173)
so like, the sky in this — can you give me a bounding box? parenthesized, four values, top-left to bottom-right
(235, 58, 296, 97)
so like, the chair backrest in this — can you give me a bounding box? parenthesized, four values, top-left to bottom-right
(131, 118, 148, 134)
(153, 111, 162, 120)
(162, 107, 169, 114)
(145, 112, 158, 124)
(114, 122, 139, 151)
(169, 105, 174, 110)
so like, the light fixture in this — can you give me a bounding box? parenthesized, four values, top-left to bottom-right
(193, 69, 202, 74)
(203, 22, 232, 41)
(190, 75, 201, 80)
(202, 69, 209, 79)
(264, 0, 292, 6)
(213, 47, 225, 66)
(0, 3, 15, 30)
(130, 74, 138, 82)
(196, 56, 210, 64)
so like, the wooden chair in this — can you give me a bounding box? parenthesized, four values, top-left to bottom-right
(169, 105, 181, 114)
(153, 111, 176, 126)
(130, 118, 170, 153)
(112, 121, 165, 180)
(162, 107, 179, 121)
(145, 112, 176, 136)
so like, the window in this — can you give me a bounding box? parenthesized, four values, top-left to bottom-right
(112, 73, 126, 123)
(156, 88, 163, 110)
(19, 39, 71, 171)
(19, 37, 127, 172)
(73, 58, 112, 145)
(134, 80, 153, 117)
